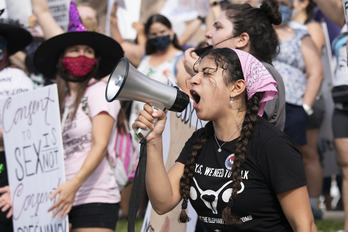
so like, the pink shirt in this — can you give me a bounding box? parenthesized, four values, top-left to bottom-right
(62, 80, 121, 206)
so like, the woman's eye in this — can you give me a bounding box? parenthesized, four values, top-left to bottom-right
(203, 71, 211, 77)
(214, 23, 222, 30)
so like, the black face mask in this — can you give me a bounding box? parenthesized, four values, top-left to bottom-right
(194, 36, 236, 56)
(148, 35, 171, 51)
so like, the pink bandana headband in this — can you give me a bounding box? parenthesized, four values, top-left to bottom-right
(231, 48, 278, 116)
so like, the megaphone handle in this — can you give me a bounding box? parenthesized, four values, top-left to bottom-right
(136, 104, 165, 141)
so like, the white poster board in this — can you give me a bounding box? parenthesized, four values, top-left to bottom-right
(3, 0, 32, 27)
(0, 0, 8, 19)
(161, 0, 209, 23)
(106, 0, 141, 40)
(0, 84, 68, 231)
(47, 0, 70, 31)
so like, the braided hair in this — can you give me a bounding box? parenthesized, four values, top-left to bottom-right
(178, 48, 262, 225)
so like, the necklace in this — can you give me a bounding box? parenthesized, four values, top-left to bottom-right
(214, 125, 242, 152)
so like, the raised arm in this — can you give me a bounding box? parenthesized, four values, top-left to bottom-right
(132, 104, 183, 214)
(109, 1, 145, 67)
(314, 0, 345, 27)
(176, 56, 192, 96)
(178, 16, 205, 48)
(31, 0, 64, 39)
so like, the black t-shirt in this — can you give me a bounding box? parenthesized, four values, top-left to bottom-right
(177, 117, 306, 232)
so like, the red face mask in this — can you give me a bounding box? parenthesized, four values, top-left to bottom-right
(62, 55, 98, 77)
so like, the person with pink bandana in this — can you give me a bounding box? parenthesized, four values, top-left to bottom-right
(133, 48, 316, 232)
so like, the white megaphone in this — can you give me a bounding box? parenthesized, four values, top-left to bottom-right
(105, 57, 190, 140)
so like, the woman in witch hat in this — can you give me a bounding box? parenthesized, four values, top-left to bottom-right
(0, 12, 33, 232)
(33, 1, 124, 231)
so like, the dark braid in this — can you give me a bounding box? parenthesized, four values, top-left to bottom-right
(179, 121, 214, 222)
(221, 92, 262, 225)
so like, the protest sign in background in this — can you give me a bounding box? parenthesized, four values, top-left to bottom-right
(47, 0, 70, 31)
(161, 0, 209, 23)
(0, 84, 68, 232)
(1, 0, 32, 27)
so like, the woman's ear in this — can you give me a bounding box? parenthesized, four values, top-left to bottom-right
(229, 79, 246, 97)
(170, 29, 175, 38)
(235, 32, 250, 50)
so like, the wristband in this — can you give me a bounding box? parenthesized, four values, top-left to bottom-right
(197, 16, 206, 24)
(303, 103, 313, 116)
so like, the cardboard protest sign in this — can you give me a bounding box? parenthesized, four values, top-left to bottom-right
(0, 84, 68, 232)
(3, 0, 32, 27)
(47, 0, 70, 31)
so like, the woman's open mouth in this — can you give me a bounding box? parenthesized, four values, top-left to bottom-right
(190, 90, 201, 109)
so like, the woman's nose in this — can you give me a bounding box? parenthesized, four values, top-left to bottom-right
(190, 73, 200, 86)
(205, 29, 212, 39)
(78, 50, 85, 56)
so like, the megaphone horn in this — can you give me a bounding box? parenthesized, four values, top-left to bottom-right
(105, 57, 190, 139)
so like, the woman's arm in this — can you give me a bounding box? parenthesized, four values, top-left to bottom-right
(178, 16, 205, 48)
(182, 47, 199, 77)
(307, 22, 325, 54)
(278, 186, 317, 232)
(133, 104, 183, 214)
(109, 1, 145, 67)
(176, 56, 192, 96)
(314, 0, 345, 27)
(31, 0, 64, 39)
(48, 112, 115, 219)
(301, 35, 324, 108)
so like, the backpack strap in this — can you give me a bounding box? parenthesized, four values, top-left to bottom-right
(332, 32, 348, 57)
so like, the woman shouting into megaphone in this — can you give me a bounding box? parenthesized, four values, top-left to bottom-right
(133, 47, 317, 232)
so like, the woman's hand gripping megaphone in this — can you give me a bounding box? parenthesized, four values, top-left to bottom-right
(132, 103, 167, 142)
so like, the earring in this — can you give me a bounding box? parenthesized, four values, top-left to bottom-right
(230, 96, 234, 104)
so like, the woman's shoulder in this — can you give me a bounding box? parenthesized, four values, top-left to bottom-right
(87, 79, 106, 92)
(85, 80, 109, 102)
(294, 28, 310, 39)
